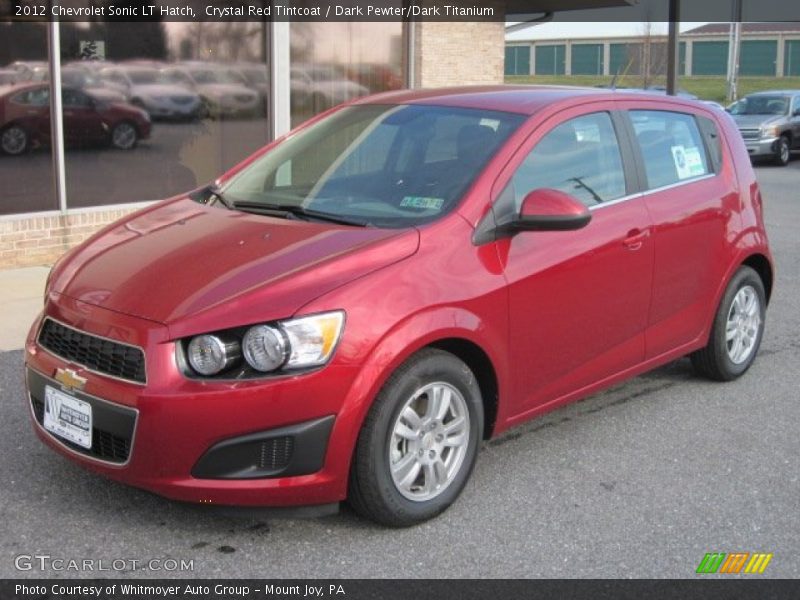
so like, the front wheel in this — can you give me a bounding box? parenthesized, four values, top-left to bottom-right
(691, 265, 766, 381)
(774, 135, 791, 166)
(348, 348, 483, 527)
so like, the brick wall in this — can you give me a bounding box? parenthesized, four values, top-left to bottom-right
(413, 19, 506, 88)
(0, 207, 145, 269)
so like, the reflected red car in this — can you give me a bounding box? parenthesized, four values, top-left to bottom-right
(25, 86, 772, 526)
(0, 83, 150, 155)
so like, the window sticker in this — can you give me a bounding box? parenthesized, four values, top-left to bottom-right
(671, 145, 706, 180)
(400, 196, 445, 210)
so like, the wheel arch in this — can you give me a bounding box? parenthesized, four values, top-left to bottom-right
(428, 338, 499, 440)
(741, 253, 773, 304)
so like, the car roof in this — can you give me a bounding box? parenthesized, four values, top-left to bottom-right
(353, 85, 706, 115)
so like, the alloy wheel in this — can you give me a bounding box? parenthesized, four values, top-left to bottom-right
(725, 285, 762, 365)
(389, 382, 470, 502)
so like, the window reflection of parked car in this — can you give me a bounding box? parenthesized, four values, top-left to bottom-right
(291, 65, 370, 112)
(0, 83, 151, 155)
(344, 64, 403, 93)
(25, 65, 127, 104)
(8, 61, 48, 82)
(160, 64, 259, 118)
(728, 91, 800, 166)
(231, 62, 269, 116)
(99, 66, 201, 121)
(0, 69, 18, 86)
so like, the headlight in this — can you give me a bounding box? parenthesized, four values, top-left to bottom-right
(182, 311, 344, 378)
(762, 125, 780, 138)
(242, 325, 288, 372)
(187, 334, 240, 376)
(282, 312, 345, 369)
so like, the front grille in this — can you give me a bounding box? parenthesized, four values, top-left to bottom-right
(234, 94, 254, 103)
(171, 95, 194, 104)
(38, 319, 146, 384)
(258, 436, 294, 471)
(739, 128, 760, 141)
(31, 397, 132, 463)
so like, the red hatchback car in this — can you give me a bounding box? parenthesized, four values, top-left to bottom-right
(0, 83, 150, 155)
(25, 86, 772, 526)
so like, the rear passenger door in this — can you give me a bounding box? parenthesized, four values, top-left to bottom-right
(622, 105, 739, 359)
(495, 105, 655, 416)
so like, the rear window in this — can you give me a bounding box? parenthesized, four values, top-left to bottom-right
(630, 110, 711, 190)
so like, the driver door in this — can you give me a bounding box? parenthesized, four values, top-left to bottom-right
(495, 105, 654, 419)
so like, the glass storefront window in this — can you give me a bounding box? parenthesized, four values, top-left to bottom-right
(290, 22, 405, 127)
(0, 23, 58, 215)
(58, 21, 271, 209)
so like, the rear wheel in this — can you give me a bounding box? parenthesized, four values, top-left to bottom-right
(1, 125, 29, 155)
(348, 348, 483, 527)
(774, 135, 791, 166)
(691, 266, 766, 381)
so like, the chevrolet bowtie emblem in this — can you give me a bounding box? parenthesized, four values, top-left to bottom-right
(54, 368, 87, 392)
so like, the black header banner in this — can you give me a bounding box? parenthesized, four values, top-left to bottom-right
(2, 0, 800, 22)
(4, 579, 800, 600)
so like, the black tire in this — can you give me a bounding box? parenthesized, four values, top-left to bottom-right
(0, 124, 29, 156)
(691, 266, 766, 381)
(109, 121, 138, 150)
(774, 135, 791, 166)
(348, 348, 483, 527)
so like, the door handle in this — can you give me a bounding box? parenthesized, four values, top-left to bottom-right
(623, 228, 649, 251)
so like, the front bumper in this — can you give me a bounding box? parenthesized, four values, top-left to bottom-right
(744, 136, 780, 157)
(24, 299, 361, 508)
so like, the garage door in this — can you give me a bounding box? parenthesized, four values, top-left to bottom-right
(535, 44, 566, 75)
(571, 44, 604, 75)
(505, 46, 530, 76)
(785, 40, 800, 76)
(692, 41, 729, 76)
(739, 40, 777, 76)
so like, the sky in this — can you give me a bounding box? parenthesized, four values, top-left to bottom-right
(505, 22, 712, 42)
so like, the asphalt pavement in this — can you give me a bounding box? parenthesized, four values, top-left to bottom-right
(0, 160, 798, 578)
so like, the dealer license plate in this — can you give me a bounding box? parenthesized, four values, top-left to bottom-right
(43, 385, 92, 449)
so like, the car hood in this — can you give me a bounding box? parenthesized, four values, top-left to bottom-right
(49, 198, 420, 336)
(732, 114, 784, 128)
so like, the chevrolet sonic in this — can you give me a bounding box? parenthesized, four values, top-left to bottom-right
(25, 86, 773, 526)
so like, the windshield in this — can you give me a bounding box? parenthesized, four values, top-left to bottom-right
(731, 96, 789, 116)
(220, 104, 525, 228)
(126, 69, 163, 85)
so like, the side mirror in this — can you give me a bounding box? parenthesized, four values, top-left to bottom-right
(793, 108, 800, 117)
(513, 188, 591, 232)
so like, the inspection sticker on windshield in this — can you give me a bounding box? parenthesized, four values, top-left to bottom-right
(672, 145, 706, 179)
(400, 196, 444, 210)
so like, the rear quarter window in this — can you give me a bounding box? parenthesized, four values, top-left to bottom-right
(630, 110, 712, 190)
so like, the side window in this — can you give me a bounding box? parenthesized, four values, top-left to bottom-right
(696, 115, 722, 173)
(509, 112, 627, 209)
(630, 110, 711, 189)
(12, 87, 49, 106)
(62, 89, 91, 108)
(792, 95, 800, 115)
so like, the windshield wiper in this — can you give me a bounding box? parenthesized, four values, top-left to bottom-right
(207, 185, 235, 210)
(231, 200, 370, 227)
